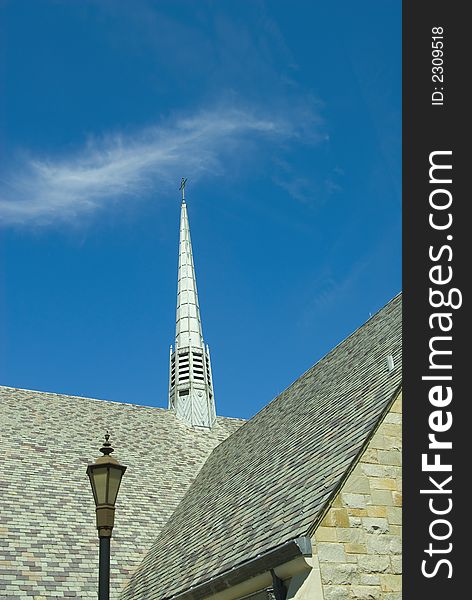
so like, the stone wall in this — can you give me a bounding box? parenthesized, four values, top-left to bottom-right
(311, 391, 402, 600)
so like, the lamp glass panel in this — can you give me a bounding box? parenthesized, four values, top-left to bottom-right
(107, 467, 123, 505)
(92, 467, 109, 505)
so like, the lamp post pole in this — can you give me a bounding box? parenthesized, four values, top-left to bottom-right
(87, 433, 127, 600)
(99, 537, 111, 600)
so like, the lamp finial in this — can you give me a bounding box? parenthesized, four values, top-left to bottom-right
(100, 431, 114, 456)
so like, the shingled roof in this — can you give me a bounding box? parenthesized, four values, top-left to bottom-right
(0, 388, 243, 598)
(121, 293, 402, 600)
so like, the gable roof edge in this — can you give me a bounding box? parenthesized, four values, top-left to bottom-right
(230, 292, 403, 432)
(306, 382, 402, 538)
(162, 537, 312, 600)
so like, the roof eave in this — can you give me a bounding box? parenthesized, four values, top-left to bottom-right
(164, 537, 312, 600)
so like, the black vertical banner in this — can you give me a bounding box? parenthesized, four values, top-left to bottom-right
(404, 2, 468, 598)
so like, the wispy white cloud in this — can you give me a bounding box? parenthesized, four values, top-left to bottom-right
(0, 105, 316, 226)
(272, 154, 340, 207)
(273, 175, 318, 205)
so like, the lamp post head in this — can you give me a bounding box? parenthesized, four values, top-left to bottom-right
(87, 432, 127, 538)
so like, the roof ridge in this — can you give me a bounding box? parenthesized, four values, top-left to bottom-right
(0, 385, 166, 409)
(205, 292, 402, 442)
(274, 292, 402, 404)
(0, 385, 245, 423)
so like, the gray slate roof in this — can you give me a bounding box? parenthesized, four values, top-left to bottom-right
(0, 387, 243, 599)
(121, 293, 402, 600)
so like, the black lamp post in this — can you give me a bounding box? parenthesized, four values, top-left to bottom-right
(87, 433, 127, 600)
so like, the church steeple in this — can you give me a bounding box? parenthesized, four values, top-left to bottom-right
(168, 180, 216, 428)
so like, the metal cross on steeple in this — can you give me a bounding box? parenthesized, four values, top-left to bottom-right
(179, 177, 188, 202)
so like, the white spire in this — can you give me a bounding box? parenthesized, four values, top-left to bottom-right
(168, 182, 216, 428)
(175, 200, 204, 350)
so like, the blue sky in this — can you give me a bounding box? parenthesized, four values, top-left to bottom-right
(0, 0, 401, 419)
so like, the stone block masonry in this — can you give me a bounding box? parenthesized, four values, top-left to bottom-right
(313, 392, 402, 600)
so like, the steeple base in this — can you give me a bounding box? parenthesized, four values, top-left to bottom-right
(168, 345, 216, 429)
